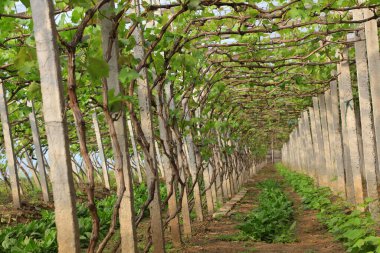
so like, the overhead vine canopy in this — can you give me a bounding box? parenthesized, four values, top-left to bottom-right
(0, 0, 379, 252)
(0, 0, 377, 153)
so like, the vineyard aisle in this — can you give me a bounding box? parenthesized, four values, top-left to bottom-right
(176, 165, 345, 253)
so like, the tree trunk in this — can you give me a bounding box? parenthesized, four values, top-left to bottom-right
(155, 91, 182, 246)
(213, 147, 224, 204)
(165, 82, 192, 238)
(183, 131, 204, 221)
(67, 48, 100, 253)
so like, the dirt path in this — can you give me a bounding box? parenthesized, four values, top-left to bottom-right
(174, 165, 345, 253)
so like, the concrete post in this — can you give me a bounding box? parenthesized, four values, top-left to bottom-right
(337, 49, 364, 205)
(92, 112, 110, 190)
(30, 0, 80, 251)
(28, 100, 50, 202)
(352, 10, 380, 217)
(312, 97, 327, 186)
(0, 83, 21, 208)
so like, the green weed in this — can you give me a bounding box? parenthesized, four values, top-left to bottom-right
(0, 182, 166, 252)
(276, 163, 380, 253)
(237, 179, 296, 243)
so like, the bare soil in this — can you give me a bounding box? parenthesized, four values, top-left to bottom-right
(173, 165, 346, 253)
(0, 185, 110, 228)
(0, 201, 53, 227)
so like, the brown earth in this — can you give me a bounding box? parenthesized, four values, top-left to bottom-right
(172, 165, 345, 253)
(0, 184, 110, 228)
(0, 201, 53, 227)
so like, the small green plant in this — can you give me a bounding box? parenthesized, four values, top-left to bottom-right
(165, 242, 173, 250)
(190, 210, 197, 221)
(230, 212, 245, 222)
(237, 179, 295, 243)
(215, 200, 222, 211)
(276, 163, 380, 253)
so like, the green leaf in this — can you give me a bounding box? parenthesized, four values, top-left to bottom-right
(87, 57, 109, 80)
(69, 0, 92, 8)
(119, 67, 140, 83)
(71, 7, 84, 23)
(107, 89, 123, 112)
(20, 0, 30, 8)
(14, 47, 37, 77)
(188, 0, 201, 10)
(27, 82, 41, 100)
